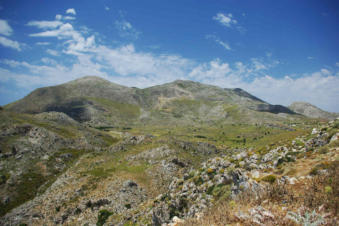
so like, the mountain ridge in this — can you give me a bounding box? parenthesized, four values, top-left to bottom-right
(5, 76, 300, 126)
(289, 101, 338, 120)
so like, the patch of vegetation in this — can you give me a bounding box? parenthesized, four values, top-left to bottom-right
(207, 168, 215, 174)
(0, 170, 10, 185)
(193, 176, 203, 186)
(0, 168, 45, 216)
(95, 126, 116, 131)
(318, 146, 329, 154)
(261, 175, 277, 184)
(309, 161, 330, 175)
(88, 97, 140, 121)
(97, 209, 113, 226)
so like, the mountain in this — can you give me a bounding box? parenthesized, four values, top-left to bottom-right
(1, 76, 338, 225)
(289, 102, 338, 120)
(5, 76, 297, 127)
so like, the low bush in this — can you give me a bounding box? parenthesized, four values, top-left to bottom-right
(97, 209, 113, 226)
(261, 175, 277, 184)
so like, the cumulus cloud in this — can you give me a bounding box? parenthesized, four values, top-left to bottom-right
(0, 36, 21, 51)
(2, 11, 338, 112)
(213, 13, 237, 28)
(0, 55, 107, 88)
(66, 8, 76, 15)
(29, 22, 95, 55)
(29, 23, 74, 37)
(0, 19, 13, 36)
(94, 44, 193, 79)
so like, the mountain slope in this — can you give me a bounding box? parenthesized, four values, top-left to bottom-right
(5, 76, 297, 126)
(289, 102, 338, 120)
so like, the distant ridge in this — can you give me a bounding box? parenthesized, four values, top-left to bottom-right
(289, 102, 338, 120)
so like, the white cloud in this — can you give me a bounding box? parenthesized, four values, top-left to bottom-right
(336, 62, 339, 67)
(0, 36, 21, 51)
(36, 42, 50, 45)
(41, 57, 57, 65)
(251, 58, 267, 71)
(0, 55, 107, 88)
(0, 19, 13, 36)
(55, 14, 62, 20)
(189, 59, 231, 81)
(115, 20, 140, 39)
(66, 8, 76, 15)
(30, 23, 74, 37)
(4, 11, 338, 112)
(46, 49, 59, 56)
(213, 13, 237, 28)
(27, 20, 63, 29)
(206, 35, 231, 50)
(94, 44, 193, 79)
(29, 22, 95, 55)
(56, 14, 76, 21)
(63, 16, 76, 20)
(105, 6, 110, 11)
(217, 41, 231, 50)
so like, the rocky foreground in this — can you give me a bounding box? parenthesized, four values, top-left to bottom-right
(0, 111, 338, 225)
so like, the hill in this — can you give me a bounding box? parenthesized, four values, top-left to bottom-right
(289, 102, 338, 120)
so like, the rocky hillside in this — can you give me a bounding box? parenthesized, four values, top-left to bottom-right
(0, 104, 338, 225)
(6, 76, 298, 127)
(289, 102, 338, 120)
(0, 110, 118, 217)
(1, 77, 338, 225)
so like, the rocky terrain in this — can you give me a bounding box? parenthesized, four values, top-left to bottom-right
(0, 77, 338, 225)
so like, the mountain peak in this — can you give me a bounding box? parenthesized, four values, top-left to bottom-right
(70, 76, 110, 83)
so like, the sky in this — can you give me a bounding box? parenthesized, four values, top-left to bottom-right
(0, 0, 338, 112)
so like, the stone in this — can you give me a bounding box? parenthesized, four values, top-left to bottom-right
(330, 133, 339, 143)
(123, 180, 138, 188)
(251, 170, 260, 179)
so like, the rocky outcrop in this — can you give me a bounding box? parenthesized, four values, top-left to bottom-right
(151, 157, 261, 225)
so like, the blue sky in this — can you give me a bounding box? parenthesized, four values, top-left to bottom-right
(0, 0, 338, 112)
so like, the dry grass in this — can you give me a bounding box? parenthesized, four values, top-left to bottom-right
(183, 161, 339, 225)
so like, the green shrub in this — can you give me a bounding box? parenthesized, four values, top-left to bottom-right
(207, 185, 215, 195)
(318, 146, 329, 154)
(261, 175, 277, 184)
(97, 209, 113, 226)
(193, 176, 203, 186)
(324, 186, 332, 194)
(207, 168, 215, 174)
